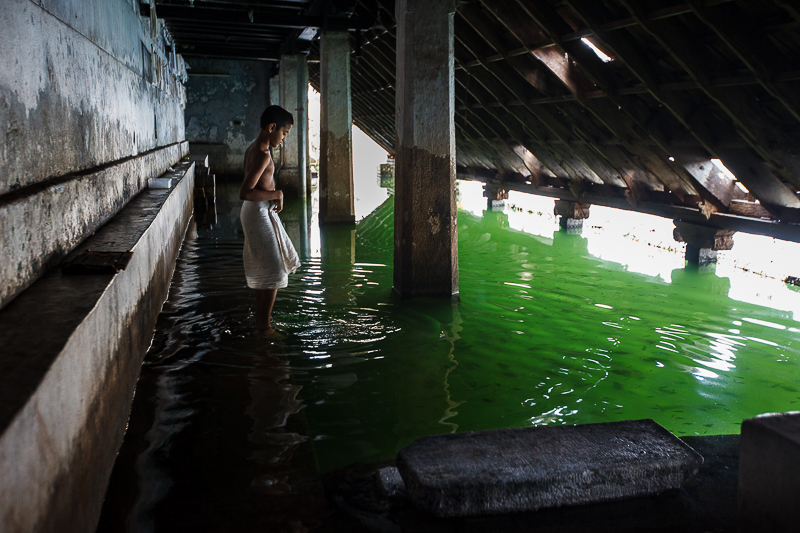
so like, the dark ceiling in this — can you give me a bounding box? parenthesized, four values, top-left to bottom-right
(157, 0, 800, 241)
(154, 0, 388, 60)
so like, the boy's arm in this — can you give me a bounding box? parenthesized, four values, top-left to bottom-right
(239, 150, 283, 202)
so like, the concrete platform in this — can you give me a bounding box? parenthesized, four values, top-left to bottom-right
(396, 419, 703, 517)
(0, 162, 194, 533)
(323, 434, 737, 532)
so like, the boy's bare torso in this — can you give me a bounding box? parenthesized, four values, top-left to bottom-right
(243, 142, 275, 194)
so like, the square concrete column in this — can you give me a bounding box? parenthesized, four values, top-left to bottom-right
(673, 220, 734, 264)
(394, 0, 458, 297)
(279, 55, 309, 198)
(319, 31, 355, 224)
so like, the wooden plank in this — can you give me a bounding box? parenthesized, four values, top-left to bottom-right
(714, 148, 800, 210)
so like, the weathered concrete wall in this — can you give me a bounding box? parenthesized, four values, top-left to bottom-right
(184, 59, 272, 178)
(0, 0, 187, 310)
(0, 164, 194, 533)
(0, 0, 185, 193)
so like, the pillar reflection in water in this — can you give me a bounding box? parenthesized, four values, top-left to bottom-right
(319, 224, 356, 307)
(280, 197, 312, 259)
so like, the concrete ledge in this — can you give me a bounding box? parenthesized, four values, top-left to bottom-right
(0, 162, 194, 533)
(396, 419, 703, 517)
(0, 141, 189, 309)
(738, 411, 800, 532)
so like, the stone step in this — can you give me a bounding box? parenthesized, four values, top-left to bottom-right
(396, 419, 703, 518)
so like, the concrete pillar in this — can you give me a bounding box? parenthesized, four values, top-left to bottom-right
(673, 220, 734, 264)
(278, 55, 309, 198)
(319, 31, 355, 224)
(738, 412, 800, 531)
(394, 0, 458, 298)
(483, 184, 508, 211)
(554, 200, 590, 232)
(269, 74, 282, 168)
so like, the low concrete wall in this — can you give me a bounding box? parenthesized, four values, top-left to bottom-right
(0, 162, 195, 533)
(0, 141, 189, 309)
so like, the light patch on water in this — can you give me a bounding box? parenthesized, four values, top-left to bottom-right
(742, 317, 788, 329)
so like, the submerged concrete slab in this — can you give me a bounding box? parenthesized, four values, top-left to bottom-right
(738, 411, 800, 532)
(0, 163, 194, 533)
(396, 419, 703, 517)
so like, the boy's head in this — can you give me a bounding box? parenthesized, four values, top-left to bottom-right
(260, 105, 293, 148)
(260, 105, 294, 131)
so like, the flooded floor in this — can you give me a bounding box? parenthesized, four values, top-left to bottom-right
(97, 181, 800, 532)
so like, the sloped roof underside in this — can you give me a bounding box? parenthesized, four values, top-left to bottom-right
(306, 0, 800, 239)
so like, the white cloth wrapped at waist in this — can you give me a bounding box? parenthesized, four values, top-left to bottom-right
(240, 200, 300, 289)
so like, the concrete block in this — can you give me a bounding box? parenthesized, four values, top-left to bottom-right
(738, 412, 800, 532)
(396, 419, 703, 517)
(376, 467, 407, 500)
(148, 177, 173, 189)
(188, 154, 209, 168)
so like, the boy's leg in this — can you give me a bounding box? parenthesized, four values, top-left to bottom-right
(255, 288, 278, 332)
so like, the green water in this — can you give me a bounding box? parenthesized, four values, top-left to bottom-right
(290, 198, 800, 472)
(99, 182, 800, 529)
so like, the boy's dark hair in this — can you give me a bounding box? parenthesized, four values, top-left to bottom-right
(260, 105, 294, 130)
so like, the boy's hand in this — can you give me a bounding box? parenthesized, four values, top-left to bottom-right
(274, 190, 283, 213)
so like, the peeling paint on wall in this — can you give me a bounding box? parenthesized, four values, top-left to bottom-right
(184, 58, 271, 178)
(0, 0, 185, 194)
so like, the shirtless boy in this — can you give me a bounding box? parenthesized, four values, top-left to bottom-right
(240, 105, 300, 337)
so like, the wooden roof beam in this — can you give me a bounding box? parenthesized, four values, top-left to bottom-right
(454, 68, 603, 186)
(454, 27, 628, 188)
(478, 0, 701, 206)
(563, 0, 745, 212)
(454, 73, 567, 179)
(690, 3, 800, 136)
(456, 60, 622, 188)
(619, 0, 800, 205)
(527, 0, 799, 214)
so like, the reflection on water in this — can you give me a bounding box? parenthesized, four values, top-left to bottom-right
(99, 181, 800, 531)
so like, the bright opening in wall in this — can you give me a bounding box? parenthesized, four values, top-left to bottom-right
(581, 38, 613, 62)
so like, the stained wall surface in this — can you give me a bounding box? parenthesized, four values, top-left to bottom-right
(0, 0, 187, 309)
(184, 58, 272, 178)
